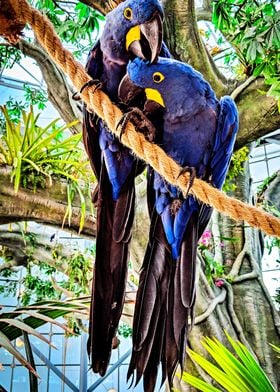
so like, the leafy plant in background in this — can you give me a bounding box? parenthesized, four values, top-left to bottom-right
(23, 84, 48, 110)
(0, 88, 48, 129)
(0, 105, 94, 231)
(0, 44, 22, 69)
(0, 234, 94, 305)
(256, 171, 278, 196)
(0, 1, 104, 84)
(118, 323, 133, 338)
(31, 0, 104, 58)
(213, 0, 280, 105)
(198, 230, 225, 282)
(21, 264, 60, 306)
(182, 332, 276, 392)
(223, 146, 249, 192)
(60, 251, 92, 296)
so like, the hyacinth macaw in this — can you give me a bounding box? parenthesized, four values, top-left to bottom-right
(82, 0, 169, 377)
(118, 57, 239, 391)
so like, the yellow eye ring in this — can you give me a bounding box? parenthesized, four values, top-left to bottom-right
(153, 72, 165, 83)
(124, 7, 133, 20)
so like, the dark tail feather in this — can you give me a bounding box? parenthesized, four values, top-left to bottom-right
(128, 213, 172, 388)
(128, 211, 199, 390)
(166, 212, 199, 383)
(88, 165, 136, 376)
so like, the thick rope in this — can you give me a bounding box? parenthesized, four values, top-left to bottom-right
(2, 0, 280, 237)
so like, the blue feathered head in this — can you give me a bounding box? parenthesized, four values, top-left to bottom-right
(100, 0, 164, 63)
(120, 57, 217, 114)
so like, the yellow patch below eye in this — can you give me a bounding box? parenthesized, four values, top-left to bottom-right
(153, 72, 165, 83)
(145, 88, 165, 107)
(124, 7, 133, 20)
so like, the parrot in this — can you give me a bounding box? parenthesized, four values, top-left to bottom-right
(118, 57, 239, 391)
(82, 0, 170, 378)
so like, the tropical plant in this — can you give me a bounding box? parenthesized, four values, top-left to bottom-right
(0, 105, 94, 231)
(213, 0, 280, 104)
(0, 297, 89, 376)
(0, 231, 94, 305)
(198, 230, 237, 283)
(182, 332, 276, 392)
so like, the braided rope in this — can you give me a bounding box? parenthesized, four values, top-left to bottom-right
(3, 0, 280, 237)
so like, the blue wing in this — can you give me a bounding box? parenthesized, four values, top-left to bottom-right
(211, 96, 239, 189)
(83, 40, 103, 181)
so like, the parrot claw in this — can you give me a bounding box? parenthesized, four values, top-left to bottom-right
(116, 107, 156, 142)
(72, 79, 103, 101)
(177, 166, 196, 195)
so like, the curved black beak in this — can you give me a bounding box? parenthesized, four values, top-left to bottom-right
(127, 12, 163, 63)
(118, 74, 144, 106)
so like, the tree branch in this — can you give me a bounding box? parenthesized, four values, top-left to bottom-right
(79, 0, 123, 15)
(17, 39, 82, 133)
(0, 166, 96, 236)
(264, 170, 280, 211)
(194, 288, 227, 324)
(162, 0, 228, 96)
(235, 78, 280, 149)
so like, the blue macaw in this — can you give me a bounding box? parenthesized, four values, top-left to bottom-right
(118, 57, 239, 390)
(83, 0, 169, 377)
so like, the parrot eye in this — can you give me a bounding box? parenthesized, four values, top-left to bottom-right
(124, 7, 133, 20)
(153, 72, 165, 83)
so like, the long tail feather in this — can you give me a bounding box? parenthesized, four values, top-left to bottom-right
(128, 210, 199, 390)
(88, 164, 136, 376)
(128, 214, 171, 385)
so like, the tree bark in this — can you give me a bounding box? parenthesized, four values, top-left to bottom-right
(162, 0, 229, 96)
(234, 79, 280, 149)
(0, 166, 96, 236)
(17, 39, 82, 133)
(79, 0, 123, 15)
(264, 170, 280, 211)
(1, 1, 280, 389)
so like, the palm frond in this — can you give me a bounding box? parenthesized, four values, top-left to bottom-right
(182, 332, 276, 392)
(0, 298, 89, 375)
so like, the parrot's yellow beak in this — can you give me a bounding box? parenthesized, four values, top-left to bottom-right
(145, 88, 165, 107)
(126, 25, 141, 52)
(118, 74, 165, 109)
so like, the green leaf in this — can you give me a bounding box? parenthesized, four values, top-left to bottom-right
(0, 331, 39, 377)
(0, 318, 56, 348)
(13, 150, 23, 193)
(182, 372, 221, 392)
(188, 349, 243, 392)
(182, 333, 276, 392)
